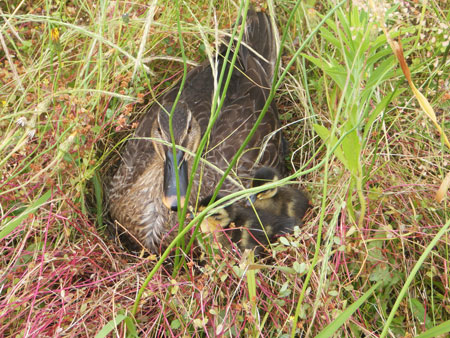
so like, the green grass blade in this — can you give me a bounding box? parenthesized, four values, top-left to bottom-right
(94, 313, 128, 338)
(124, 315, 139, 338)
(0, 190, 52, 241)
(415, 320, 450, 338)
(314, 281, 382, 338)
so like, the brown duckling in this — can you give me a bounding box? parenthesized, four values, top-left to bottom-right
(198, 195, 296, 255)
(249, 167, 310, 223)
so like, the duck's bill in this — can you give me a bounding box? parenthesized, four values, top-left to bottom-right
(163, 149, 188, 211)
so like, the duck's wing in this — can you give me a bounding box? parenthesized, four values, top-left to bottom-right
(107, 103, 159, 198)
(200, 92, 285, 195)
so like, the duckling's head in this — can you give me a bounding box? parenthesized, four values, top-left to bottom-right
(151, 102, 201, 212)
(248, 167, 280, 205)
(197, 195, 233, 233)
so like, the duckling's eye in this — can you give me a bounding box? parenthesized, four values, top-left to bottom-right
(187, 125, 192, 134)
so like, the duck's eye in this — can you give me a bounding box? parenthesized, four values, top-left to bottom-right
(187, 125, 192, 134)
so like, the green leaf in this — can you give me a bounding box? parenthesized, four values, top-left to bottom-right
(315, 281, 382, 338)
(171, 319, 181, 330)
(93, 171, 104, 228)
(124, 315, 139, 337)
(246, 251, 257, 328)
(293, 261, 306, 274)
(279, 282, 291, 298)
(319, 27, 340, 48)
(302, 54, 347, 90)
(106, 108, 114, 119)
(232, 265, 244, 278)
(313, 124, 348, 168)
(0, 190, 52, 241)
(369, 264, 390, 284)
(279, 236, 290, 246)
(328, 290, 339, 297)
(410, 298, 432, 329)
(94, 313, 127, 338)
(365, 57, 397, 89)
(335, 9, 352, 48)
(363, 89, 405, 141)
(246, 252, 256, 301)
(340, 128, 361, 176)
(415, 320, 450, 338)
(19, 40, 33, 51)
(366, 48, 393, 69)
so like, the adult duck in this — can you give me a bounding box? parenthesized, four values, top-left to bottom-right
(106, 10, 286, 252)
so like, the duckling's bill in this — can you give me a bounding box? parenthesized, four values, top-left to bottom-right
(246, 194, 257, 206)
(162, 149, 188, 211)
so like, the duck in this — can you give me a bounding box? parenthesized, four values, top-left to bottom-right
(248, 167, 310, 224)
(197, 195, 296, 255)
(106, 10, 287, 253)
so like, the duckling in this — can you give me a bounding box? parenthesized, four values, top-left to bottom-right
(249, 167, 310, 223)
(106, 10, 287, 252)
(198, 195, 296, 255)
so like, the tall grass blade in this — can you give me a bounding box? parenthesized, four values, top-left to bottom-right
(315, 281, 382, 338)
(94, 313, 129, 338)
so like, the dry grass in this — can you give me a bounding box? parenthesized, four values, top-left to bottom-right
(1, 0, 449, 337)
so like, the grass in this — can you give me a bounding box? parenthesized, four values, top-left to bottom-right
(1, 0, 450, 337)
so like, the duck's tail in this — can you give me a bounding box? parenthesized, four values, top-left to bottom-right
(242, 9, 278, 82)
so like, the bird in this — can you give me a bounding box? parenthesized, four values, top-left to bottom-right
(248, 167, 310, 224)
(197, 194, 296, 255)
(106, 10, 287, 252)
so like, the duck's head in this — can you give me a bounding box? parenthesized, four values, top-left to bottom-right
(197, 195, 233, 232)
(151, 103, 201, 212)
(248, 167, 280, 205)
